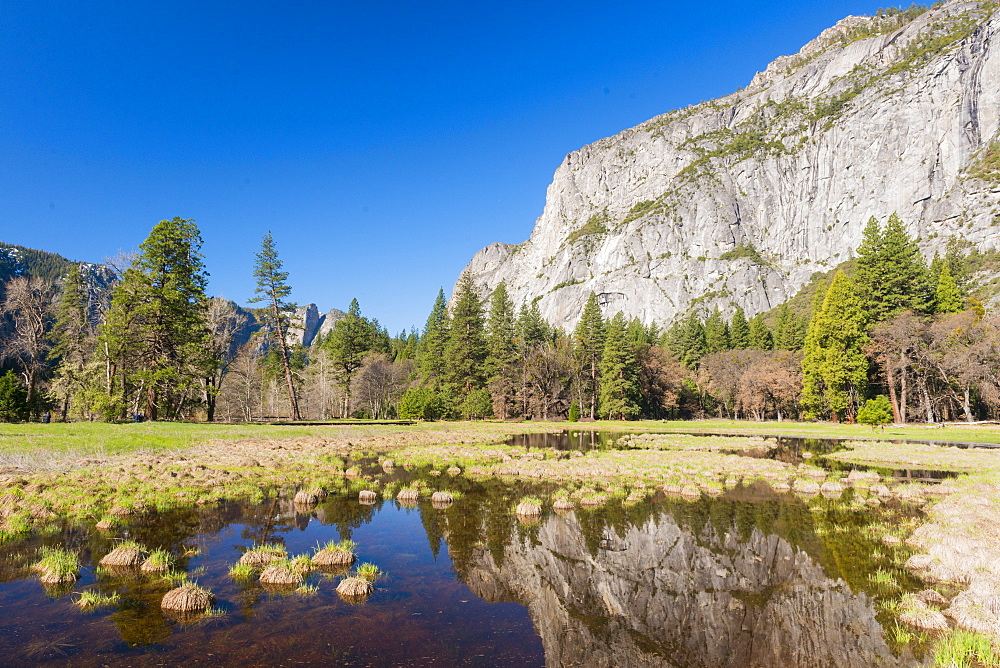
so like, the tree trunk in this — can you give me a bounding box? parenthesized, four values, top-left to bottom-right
(885, 361, 901, 423)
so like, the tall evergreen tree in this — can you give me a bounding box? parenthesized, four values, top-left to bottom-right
(444, 275, 488, 401)
(249, 231, 300, 420)
(934, 263, 964, 313)
(99, 218, 214, 420)
(599, 312, 640, 420)
(573, 292, 605, 419)
(50, 264, 95, 420)
(800, 271, 869, 421)
(417, 289, 450, 388)
(729, 306, 750, 349)
(704, 307, 729, 353)
(323, 298, 378, 417)
(748, 314, 773, 350)
(854, 214, 932, 323)
(773, 304, 802, 350)
(670, 314, 707, 369)
(485, 282, 518, 419)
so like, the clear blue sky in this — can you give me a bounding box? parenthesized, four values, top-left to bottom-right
(2, 0, 896, 333)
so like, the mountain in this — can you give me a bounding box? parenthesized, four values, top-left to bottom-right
(458, 1, 1000, 330)
(0, 242, 116, 299)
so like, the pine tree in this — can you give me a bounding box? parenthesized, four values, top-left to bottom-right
(417, 289, 450, 388)
(323, 298, 377, 417)
(573, 292, 605, 419)
(670, 315, 707, 369)
(444, 275, 488, 402)
(773, 304, 801, 350)
(748, 315, 773, 350)
(99, 217, 214, 420)
(800, 271, 869, 421)
(934, 263, 964, 313)
(249, 231, 300, 420)
(855, 213, 932, 323)
(729, 306, 750, 349)
(50, 265, 96, 420)
(598, 312, 640, 420)
(485, 282, 518, 419)
(704, 307, 729, 353)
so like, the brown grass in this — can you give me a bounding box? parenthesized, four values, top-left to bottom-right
(336, 576, 373, 602)
(259, 564, 303, 586)
(161, 585, 214, 612)
(99, 544, 145, 568)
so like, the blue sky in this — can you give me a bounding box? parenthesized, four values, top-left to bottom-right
(3, 0, 897, 333)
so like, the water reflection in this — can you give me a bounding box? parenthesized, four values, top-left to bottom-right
(0, 473, 922, 666)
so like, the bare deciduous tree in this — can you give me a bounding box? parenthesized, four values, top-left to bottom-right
(1, 276, 54, 413)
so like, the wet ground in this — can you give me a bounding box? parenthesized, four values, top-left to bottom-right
(0, 430, 941, 667)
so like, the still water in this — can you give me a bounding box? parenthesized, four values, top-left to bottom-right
(0, 442, 931, 666)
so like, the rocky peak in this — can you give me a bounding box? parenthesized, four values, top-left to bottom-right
(458, 0, 1000, 330)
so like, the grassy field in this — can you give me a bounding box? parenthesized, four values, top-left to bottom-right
(1, 418, 998, 457)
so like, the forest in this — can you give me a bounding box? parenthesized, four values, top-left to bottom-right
(0, 213, 998, 425)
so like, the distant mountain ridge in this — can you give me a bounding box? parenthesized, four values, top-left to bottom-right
(0, 241, 341, 347)
(458, 0, 1000, 329)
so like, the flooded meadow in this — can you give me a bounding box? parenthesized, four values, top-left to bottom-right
(0, 426, 997, 666)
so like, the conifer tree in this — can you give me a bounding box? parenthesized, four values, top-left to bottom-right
(50, 264, 94, 420)
(855, 214, 932, 323)
(417, 289, 450, 388)
(444, 274, 487, 401)
(485, 282, 518, 419)
(748, 315, 773, 350)
(598, 312, 640, 420)
(773, 304, 801, 350)
(800, 271, 869, 421)
(573, 292, 605, 419)
(324, 298, 378, 417)
(518, 300, 550, 347)
(934, 263, 964, 313)
(99, 217, 214, 420)
(670, 314, 707, 369)
(249, 231, 300, 420)
(729, 306, 750, 349)
(704, 307, 729, 353)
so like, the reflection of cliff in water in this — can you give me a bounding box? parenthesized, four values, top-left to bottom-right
(452, 497, 906, 667)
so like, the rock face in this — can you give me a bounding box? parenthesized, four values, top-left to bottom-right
(459, 1, 1000, 330)
(456, 509, 902, 667)
(285, 306, 346, 346)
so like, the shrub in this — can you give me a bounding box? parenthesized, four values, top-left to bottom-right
(857, 395, 894, 429)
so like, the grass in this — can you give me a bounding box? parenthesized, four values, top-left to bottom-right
(356, 563, 382, 581)
(933, 629, 999, 667)
(143, 548, 173, 571)
(228, 563, 256, 581)
(33, 547, 79, 580)
(75, 590, 120, 609)
(315, 539, 356, 554)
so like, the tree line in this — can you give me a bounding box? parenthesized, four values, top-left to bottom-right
(0, 213, 997, 423)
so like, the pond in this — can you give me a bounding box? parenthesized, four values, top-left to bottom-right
(0, 449, 933, 667)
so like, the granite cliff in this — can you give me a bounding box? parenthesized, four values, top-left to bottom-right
(460, 0, 1000, 330)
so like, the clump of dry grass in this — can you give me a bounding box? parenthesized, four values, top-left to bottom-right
(515, 497, 542, 516)
(899, 593, 949, 631)
(431, 491, 453, 506)
(313, 539, 356, 569)
(396, 488, 420, 504)
(238, 543, 287, 567)
(358, 490, 377, 503)
(161, 583, 214, 612)
(293, 489, 318, 506)
(260, 563, 304, 587)
(140, 548, 174, 574)
(336, 576, 373, 602)
(99, 540, 146, 568)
